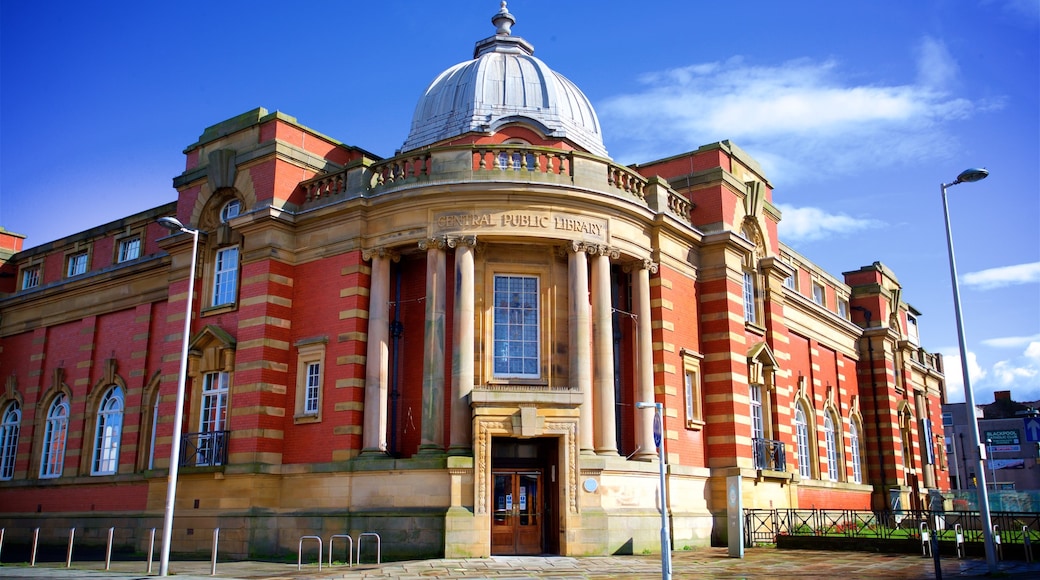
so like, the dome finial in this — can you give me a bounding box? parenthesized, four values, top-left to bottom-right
(492, 1, 515, 36)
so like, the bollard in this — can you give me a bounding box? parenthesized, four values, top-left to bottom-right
(147, 528, 156, 574)
(105, 527, 114, 570)
(0, 527, 4, 563)
(993, 525, 1002, 561)
(920, 522, 931, 557)
(954, 524, 965, 559)
(30, 528, 39, 567)
(66, 527, 76, 568)
(211, 527, 220, 575)
(1024, 526, 1033, 563)
(328, 534, 353, 567)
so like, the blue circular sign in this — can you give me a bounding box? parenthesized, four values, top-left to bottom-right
(653, 412, 662, 448)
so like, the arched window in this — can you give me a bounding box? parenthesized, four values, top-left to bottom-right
(220, 199, 241, 223)
(92, 386, 124, 475)
(0, 402, 20, 480)
(850, 420, 863, 484)
(40, 393, 69, 478)
(795, 404, 812, 478)
(824, 412, 839, 481)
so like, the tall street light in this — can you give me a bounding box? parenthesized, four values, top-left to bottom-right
(157, 216, 200, 576)
(940, 167, 996, 573)
(636, 401, 671, 580)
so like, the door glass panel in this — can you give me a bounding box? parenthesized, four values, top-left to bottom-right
(493, 473, 511, 524)
(519, 473, 538, 526)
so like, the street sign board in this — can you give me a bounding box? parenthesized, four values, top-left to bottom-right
(653, 412, 662, 448)
(984, 429, 1021, 452)
(1025, 417, 1040, 443)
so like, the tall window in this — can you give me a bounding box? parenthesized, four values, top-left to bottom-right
(118, 237, 141, 263)
(0, 402, 20, 480)
(795, 405, 811, 478)
(492, 274, 540, 378)
(40, 394, 70, 478)
(683, 364, 703, 427)
(850, 420, 863, 484)
(824, 413, 839, 481)
(148, 397, 159, 470)
(67, 252, 88, 277)
(750, 384, 763, 440)
(907, 314, 920, 345)
(212, 247, 239, 306)
(91, 387, 124, 475)
(838, 298, 849, 320)
(304, 362, 320, 414)
(199, 372, 229, 466)
(21, 266, 40, 290)
(811, 282, 825, 306)
(743, 271, 757, 324)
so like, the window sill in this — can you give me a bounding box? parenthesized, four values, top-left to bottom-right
(294, 413, 321, 425)
(202, 302, 237, 317)
(745, 321, 766, 336)
(685, 419, 705, 431)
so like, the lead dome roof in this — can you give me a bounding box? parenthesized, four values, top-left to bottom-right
(400, 2, 608, 158)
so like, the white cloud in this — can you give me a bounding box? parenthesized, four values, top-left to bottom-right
(939, 347, 987, 402)
(775, 203, 884, 242)
(982, 334, 1040, 348)
(962, 261, 1040, 290)
(599, 39, 996, 181)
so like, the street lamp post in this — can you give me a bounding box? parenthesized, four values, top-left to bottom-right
(157, 216, 200, 577)
(940, 167, 996, 573)
(636, 401, 671, 580)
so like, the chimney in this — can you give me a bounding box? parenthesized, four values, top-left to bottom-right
(995, 390, 1011, 401)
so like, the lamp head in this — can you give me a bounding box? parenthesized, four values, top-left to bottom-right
(158, 216, 187, 232)
(635, 402, 654, 409)
(955, 168, 989, 184)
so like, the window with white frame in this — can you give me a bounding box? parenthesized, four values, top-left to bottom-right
(811, 282, 825, 306)
(838, 299, 849, 320)
(0, 402, 20, 480)
(294, 339, 327, 422)
(750, 384, 764, 440)
(907, 314, 920, 345)
(117, 237, 141, 263)
(743, 271, 757, 324)
(824, 412, 839, 481)
(91, 386, 124, 475)
(40, 393, 69, 478)
(795, 404, 811, 478)
(198, 372, 229, 466)
(850, 420, 863, 484)
(682, 351, 703, 428)
(66, 252, 88, 277)
(784, 270, 797, 290)
(220, 199, 241, 223)
(21, 266, 40, 290)
(212, 247, 239, 306)
(492, 274, 540, 378)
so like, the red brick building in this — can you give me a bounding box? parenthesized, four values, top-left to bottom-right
(0, 3, 948, 560)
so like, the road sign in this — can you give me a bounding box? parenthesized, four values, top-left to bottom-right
(653, 411, 662, 448)
(1025, 417, 1040, 442)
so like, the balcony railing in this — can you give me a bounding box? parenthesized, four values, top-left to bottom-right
(180, 430, 229, 467)
(753, 437, 787, 471)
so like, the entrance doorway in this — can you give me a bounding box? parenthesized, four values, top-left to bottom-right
(492, 470, 542, 555)
(490, 437, 559, 555)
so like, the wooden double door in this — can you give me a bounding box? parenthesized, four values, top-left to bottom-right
(491, 469, 543, 555)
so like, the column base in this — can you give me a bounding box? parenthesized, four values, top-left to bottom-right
(447, 444, 472, 456)
(417, 444, 446, 456)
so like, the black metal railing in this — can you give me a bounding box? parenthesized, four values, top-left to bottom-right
(179, 430, 229, 467)
(745, 508, 1040, 545)
(752, 438, 786, 471)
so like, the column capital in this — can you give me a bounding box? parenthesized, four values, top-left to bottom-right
(362, 247, 400, 262)
(446, 235, 478, 249)
(557, 241, 594, 257)
(588, 244, 620, 259)
(624, 258, 659, 274)
(418, 237, 448, 251)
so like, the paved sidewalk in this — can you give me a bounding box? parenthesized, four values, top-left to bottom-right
(3, 547, 1040, 579)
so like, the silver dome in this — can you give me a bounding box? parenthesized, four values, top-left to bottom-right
(400, 3, 608, 158)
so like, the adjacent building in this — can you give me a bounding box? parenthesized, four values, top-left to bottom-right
(0, 4, 950, 560)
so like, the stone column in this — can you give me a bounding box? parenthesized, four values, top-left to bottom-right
(361, 248, 395, 454)
(419, 237, 447, 454)
(567, 242, 595, 455)
(591, 246, 619, 456)
(448, 236, 476, 455)
(631, 259, 659, 461)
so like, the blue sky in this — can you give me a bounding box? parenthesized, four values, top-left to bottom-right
(1, 1, 1038, 404)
